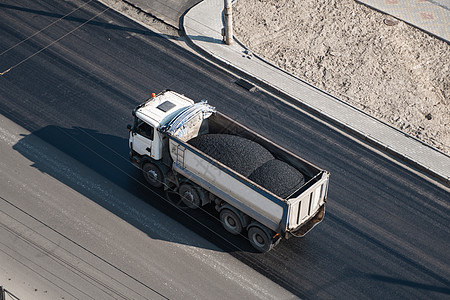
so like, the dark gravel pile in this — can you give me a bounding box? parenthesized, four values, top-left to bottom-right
(248, 159, 305, 198)
(188, 134, 274, 177)
(189, 134, 305, 198)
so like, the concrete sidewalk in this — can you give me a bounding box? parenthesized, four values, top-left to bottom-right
(181, 0, 449, 185)
(357, 0, 449, 43)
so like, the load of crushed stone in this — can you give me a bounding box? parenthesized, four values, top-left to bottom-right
(248, 159, 305, 198)
(188, 134, 305, 198)
(188, 134, 274, 177)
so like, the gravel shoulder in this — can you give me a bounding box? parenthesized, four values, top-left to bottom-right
(233, 0, 450, 155)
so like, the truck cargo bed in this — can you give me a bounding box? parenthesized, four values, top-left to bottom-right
(167, 112, 329, 235)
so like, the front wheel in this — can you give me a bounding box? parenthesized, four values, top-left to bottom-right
(142, 163, 163, 188)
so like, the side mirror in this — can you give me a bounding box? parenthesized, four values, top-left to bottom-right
(127, 124, 132, 131)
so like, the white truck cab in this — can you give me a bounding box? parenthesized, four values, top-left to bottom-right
(129, 91, 194, 160)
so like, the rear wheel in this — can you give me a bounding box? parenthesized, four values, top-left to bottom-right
(179, 184, 201, 209)
(165, 189, 189, 210)
(248, 225, 275, 253)
(220, 209, 243, 235)
(142, 163, 163, 188)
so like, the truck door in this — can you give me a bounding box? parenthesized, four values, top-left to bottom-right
(131, 119, 155, 157)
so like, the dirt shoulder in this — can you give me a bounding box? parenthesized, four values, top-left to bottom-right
(233, 0, 449, 155)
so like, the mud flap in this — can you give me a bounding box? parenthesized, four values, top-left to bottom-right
(288, 205, 325, 238)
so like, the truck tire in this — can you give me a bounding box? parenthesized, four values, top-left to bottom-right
(143, 162, 163, 188)
(220, 209, 243, 235)
(165, 189, 185, 208)
(179, 184, 201, 209)
(248, 225, 275, 253)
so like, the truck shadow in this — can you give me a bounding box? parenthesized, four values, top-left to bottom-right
(13, 125, 256, 253)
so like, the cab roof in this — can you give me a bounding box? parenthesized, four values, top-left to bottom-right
(134, 91, 195, 127)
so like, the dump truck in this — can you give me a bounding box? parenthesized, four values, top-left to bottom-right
(128, 90, 330, 252)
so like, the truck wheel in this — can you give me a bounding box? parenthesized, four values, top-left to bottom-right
(248, 225, 274, 253)
(165, 189, 189, 210)
(220, 209, 243, 235)
(179, 184, 201, 209)
(142, 163, 163, 188)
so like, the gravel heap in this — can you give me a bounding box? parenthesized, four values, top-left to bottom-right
(189, 134, 305, 198)
(189, 134, 274, 176)
(249, 159, 305, 199)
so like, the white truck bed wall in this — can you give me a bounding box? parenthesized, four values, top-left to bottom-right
(167, 113, 328, 234)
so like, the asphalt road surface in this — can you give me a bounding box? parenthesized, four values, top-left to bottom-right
(1, 0, 449, 299)
(120, 0, 201, 28)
